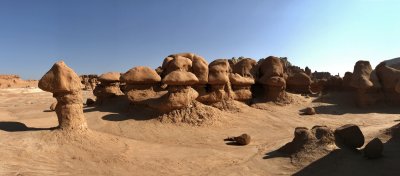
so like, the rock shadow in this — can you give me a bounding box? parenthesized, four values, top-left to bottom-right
(312, 92, 400, 115)
(0, 121, 56, 132)
(293, 138, 400, 176)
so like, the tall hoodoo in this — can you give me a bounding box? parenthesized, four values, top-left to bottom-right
(229, 58, 256, 102)
(350, 60, 382, 107)
(198, 59, 233, 104)
(375, 62, 400, 104)
(162, 53, 209, 96)
(38, 61, 87, 130)
(257, 56, 287, 101)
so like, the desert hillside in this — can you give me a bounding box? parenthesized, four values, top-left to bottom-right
(0, 74, 38, 88)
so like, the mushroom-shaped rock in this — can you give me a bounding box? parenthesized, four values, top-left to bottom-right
(208, 59, 231, 85)
(147, 70, 200, 112)
(364, 138, 383, 159)
(350, 61, 382, 107)
(121, 66, 161, 85)
(375, 62, 400, 104)
(258, 56, 285, 81)
(94, 72, 123, 103)
(232, 58, 256, 78)
(334, 124, 365, 149)
(121, 66, 163, 104)
(163, 55, 192, 75)
(168, 53, 209, 84)
(38, 61, 87, 130)
(197, 59, 235, 106)
(256, 56, 288, 101)
(148, 86, 199, 112)
(163, 70, 199, 86)
(98, 72, 121, 83)
(350, 61, 375, 89)
(39, 61, 82, 93)
(229, 60, 256, 103)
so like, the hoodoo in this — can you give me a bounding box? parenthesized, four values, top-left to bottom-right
(38, 61, 87, 130)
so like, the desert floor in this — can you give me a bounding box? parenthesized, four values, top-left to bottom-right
(1, 88, 400, 176)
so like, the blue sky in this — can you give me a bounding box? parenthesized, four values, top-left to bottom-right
(0, 0, 399, 79)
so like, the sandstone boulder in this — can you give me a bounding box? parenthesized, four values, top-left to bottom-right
(334, 124, 364, 149)
(225, 133, 251, 145)
(364, 138, 383, 159)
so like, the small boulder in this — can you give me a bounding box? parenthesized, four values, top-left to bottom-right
(334, 124, 365, 149)
(364, 138, 383, 159)
(304, 107, 316, 115)
(225, 133, 251, 145)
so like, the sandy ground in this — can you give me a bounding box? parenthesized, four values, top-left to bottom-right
(1, 88, 400, 176)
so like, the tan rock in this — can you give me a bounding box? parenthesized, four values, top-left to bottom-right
(39, 61, 87, 130)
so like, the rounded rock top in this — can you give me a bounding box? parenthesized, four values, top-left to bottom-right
(98, 72, 121, 83)
(38, 61, 82, 93)
(121, 66, 161, 84)
(162, 70, 199, 86)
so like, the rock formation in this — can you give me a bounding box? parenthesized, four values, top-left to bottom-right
(286, 72, 312, 94)
(363, 138, 383, 159)
(93, 72, 123, 104)
(278, 126, 334, 154)
(120, 66, 162, 105)
(38, 61, 87, 130)
(342, 72, 353, 91)
(256, 56, 288, 102)
(229, 58, 256, 103)
(198, 59, 233, 104)
(375, 62, 400, 104)
(303, 107, 316, 115)
(350, 61, 382, 107)
(334, 124, 364, 150)
(151, 70, 199, 112)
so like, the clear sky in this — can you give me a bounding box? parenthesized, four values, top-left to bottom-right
(0, 0, 399, 79)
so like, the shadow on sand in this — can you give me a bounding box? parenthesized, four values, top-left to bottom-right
(312, 92, 400, 115)
(83, 95, 161, 121)
(292, 137, 400, 176)
(262, 134, 400, 176)
(0, 121, 56, 132)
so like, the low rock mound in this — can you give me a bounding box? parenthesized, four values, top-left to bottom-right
(158, 101, 223, 126)
(278, 126, 335, 165)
